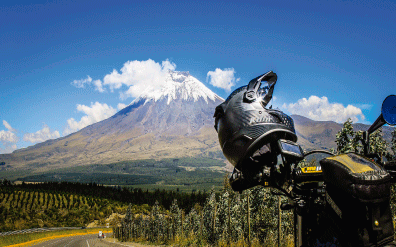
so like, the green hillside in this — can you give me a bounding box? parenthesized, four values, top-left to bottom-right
(0, 181, 209, 232)
(0, 187, 124, 232)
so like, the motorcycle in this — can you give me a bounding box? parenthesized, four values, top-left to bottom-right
(226, 79, 396, 246)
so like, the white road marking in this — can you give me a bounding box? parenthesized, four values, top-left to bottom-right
(86, 239, 90, 247)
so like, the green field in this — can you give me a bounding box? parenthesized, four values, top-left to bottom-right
(11, 157, 227, 192)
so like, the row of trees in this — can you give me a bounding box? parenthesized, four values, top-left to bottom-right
(0, 190, 115, 212)
(333, 118, 396, 160)
(115, 178, 294, 247)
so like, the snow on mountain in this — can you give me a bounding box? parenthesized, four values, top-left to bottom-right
(131, 71, 224, 105)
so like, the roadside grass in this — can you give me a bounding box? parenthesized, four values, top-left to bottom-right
(0, 228, 111, 247)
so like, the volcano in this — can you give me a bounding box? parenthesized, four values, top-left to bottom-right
(2, 71, 224, 170)
(3, 71, 393, 173)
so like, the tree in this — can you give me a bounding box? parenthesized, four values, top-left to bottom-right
(351, 130, 364, 154)
(1, 179, 12, 186)
(389, 128, 396, 161)
(202, 188, 218, 244)
(170, 199, 182, 239)
(335, 119, 390, 160)
(335, 118, 355, 154)
(369, 128, 388, 162)
(184, 207, 200, 238)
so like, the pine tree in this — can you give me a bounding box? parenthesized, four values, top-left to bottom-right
(389, 128, 396, 161)
(216, 190, 230, 242)
(229, 190, 243, 242)
(336, 118, 355, 154)
(335, 119, 390, 160)
(351, 130, 364, 154)
(184, 207, 200, 238)
(170, 199, 182, 239)
(121, 204, 133, 242)
(202, 188, 218, 244)
(149, 200, 161, 242)
(124, 204, 133, 224)
(370, 128, 388, 162)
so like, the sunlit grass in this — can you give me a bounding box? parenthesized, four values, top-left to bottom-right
(0, 228, 111, 247)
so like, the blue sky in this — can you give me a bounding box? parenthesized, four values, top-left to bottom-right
(1, 0, 395, 153)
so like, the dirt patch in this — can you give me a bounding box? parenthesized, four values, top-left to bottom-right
(87, 213, 125, 228)
(178, 166, 196, 171)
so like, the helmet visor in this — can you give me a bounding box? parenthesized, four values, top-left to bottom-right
(256, 82, 270, 101)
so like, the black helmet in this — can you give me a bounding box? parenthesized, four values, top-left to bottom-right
(214, 71, 297, 172)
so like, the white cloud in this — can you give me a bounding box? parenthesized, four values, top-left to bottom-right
(3, 120, 15, 132)
(0, 120, 18, 143)
(64, 102, 117, 135)
(71, 75, 92, 88)
(117, 103, 127, 110)
(0, 130, 18, 143)
(206, 68, 240, 92)
(0, 120, 18, 154)
(23, 124, 60, 143)
(355, 103, 373, 110)
(71, 76, 105, 93)
(282, 95, 365, 123)
(93, 80, 105, 93)
(103, 59, 176, 99)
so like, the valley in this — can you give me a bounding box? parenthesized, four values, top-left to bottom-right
(12, 158, 228, 192)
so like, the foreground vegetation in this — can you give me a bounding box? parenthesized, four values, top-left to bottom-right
(115, 178, 294, 247)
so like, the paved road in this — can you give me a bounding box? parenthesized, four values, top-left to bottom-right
(29, 233, 136, 247)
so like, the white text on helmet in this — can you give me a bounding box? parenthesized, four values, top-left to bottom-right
(249, 115, 273, 125)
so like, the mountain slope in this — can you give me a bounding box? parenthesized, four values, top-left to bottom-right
(1, 71, 224, 170)
(292, 115, 342, 151)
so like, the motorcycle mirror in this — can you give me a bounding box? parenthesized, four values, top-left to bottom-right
(367, 95, 396, 135)
(382, 95, 396, 126)
(364, 95, 396, 155)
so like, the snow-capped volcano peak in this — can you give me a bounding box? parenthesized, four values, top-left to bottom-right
(131, 71, 224, 105)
